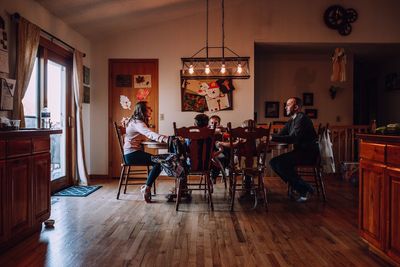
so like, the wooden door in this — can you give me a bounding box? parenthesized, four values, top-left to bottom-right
(359, 159, 385, 249)
(32, 153, 51, 223)
(7, 157, 32, 236)
(108, 59, 159, 178)
(386, 167, 400, 262)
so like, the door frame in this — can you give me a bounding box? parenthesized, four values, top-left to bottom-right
(108, 58, 159, 178)
(38, 37, 73, 193)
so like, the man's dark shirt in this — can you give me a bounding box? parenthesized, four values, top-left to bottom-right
(271, 112, 318, 151)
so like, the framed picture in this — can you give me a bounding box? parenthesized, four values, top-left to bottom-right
(83, 66, 90, 85)
(83, 86, 90, 103)
(265, 101, 279, 118)
(303, 93, 313, 106)
(305, 108, 318, 119)
(385, 72, 400, 90)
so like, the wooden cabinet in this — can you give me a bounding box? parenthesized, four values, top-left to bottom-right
(7, 156, 32, 236)
(386, 167, 400, 263)
(359, 160, 385, 249)
(357, 134, 400, 265)
(32, 153, 51, 223)
(0, 129, 61, 251)
(0, 160, 6, 243)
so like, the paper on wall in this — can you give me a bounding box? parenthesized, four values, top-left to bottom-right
(205, 94, 230, 112)
(0, 50, 8, 74)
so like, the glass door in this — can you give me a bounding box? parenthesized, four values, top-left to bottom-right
(23, 41, 72, 192)
(47, 60, 67, 181)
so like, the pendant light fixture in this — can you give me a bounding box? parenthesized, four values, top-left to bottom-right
(181, 0, 250, 79)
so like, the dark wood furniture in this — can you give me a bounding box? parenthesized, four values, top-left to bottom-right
(174, 123, 216, 211)
(358, 134, 400, 265)
(0, 129, 61, 251)
(227, 122, 271, 211)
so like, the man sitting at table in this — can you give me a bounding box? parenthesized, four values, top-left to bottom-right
(269, 97, 318, 202)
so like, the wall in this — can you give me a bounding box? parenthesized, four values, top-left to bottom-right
(89, 0, 400, 175)
(377, 56, 400, 126)
(255, 51, 354, 125)
(0, 0, 92, 170)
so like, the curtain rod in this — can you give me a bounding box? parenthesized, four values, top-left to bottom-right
(12, 12, 86, 57)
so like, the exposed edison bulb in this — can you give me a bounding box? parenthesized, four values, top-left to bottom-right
(220, 64, 226, 74)
(237, 63, 243, 74)
(205, 64, 210, 74)
(188, 64, 194, 74)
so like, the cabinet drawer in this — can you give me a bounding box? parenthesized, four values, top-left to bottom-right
(360, 142, 385, 163)
(0, 140, 5, 159)
(6, 139, 32, 158)
(32, 137, 50, 154)
(387, 145, 400, 167)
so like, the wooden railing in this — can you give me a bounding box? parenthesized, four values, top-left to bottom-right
(329, 125, 369, 167)
(258, 123, 370, 175)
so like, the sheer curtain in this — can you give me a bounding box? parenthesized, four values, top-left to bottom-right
(15, 18, 40, 127)
(72, 51, 89, 185)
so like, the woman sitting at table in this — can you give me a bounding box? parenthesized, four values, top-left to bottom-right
(123, 101, 168, 203)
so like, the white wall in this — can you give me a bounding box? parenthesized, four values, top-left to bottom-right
(89, 0, 400, 175)
(255, 52, 354, 125)
(1, 0, 92, 169)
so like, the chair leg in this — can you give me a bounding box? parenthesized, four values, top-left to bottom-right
(259, 173, 268, 212)
(313, 168, 321, 196)
(318, 169, 327, 202)
(230, 173, 237, 212)
(205, 173, 214, 211)
(124, 166, 130, 194)
(175, 179, 182, 211)
(117, 166, 126, 199)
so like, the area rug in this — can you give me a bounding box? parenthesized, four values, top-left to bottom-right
(53, 185, 102, 197)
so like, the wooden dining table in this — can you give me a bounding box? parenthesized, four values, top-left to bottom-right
(141, 140, 168, 150)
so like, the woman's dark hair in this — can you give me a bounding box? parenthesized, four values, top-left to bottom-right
(129, 101, 149, 125)
(194, 113, 209, 127)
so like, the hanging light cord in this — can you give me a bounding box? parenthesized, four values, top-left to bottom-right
(222, 0, 225, 59)
(206, 0, 209, 59)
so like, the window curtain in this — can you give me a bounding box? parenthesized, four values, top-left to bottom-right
(72, 51, 89, 185)
(15, 18, 40, 127)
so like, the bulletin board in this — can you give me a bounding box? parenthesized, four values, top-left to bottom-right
(181, 77, 235, 112)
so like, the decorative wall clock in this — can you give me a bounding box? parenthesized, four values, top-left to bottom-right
(324, 5, 358, 36)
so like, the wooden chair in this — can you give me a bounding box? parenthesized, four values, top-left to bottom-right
(173, 123, 216, 211)
(227, 122, 271, 211)
(289, 124, 327, 201)
(113, 122, 153, 199)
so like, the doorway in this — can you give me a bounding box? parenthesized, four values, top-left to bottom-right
(108, 59, 159, 178)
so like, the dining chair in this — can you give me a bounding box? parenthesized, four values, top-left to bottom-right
(113, 122, 153, 199)
(227, 122, 271, 211)
(289, 123, 327, 201)
(173, 123, 216, 211)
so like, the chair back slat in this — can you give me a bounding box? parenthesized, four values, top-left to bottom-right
(228, 122, 271, 169)
(114, 122, 127, 165)
(174, 124, 216, 173)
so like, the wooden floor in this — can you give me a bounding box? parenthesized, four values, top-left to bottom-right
(0, 176, 392, 267)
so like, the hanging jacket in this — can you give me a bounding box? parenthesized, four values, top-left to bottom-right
(151, 136, 188, 180)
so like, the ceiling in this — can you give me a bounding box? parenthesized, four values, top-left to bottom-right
(35, 0, 208, 40)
